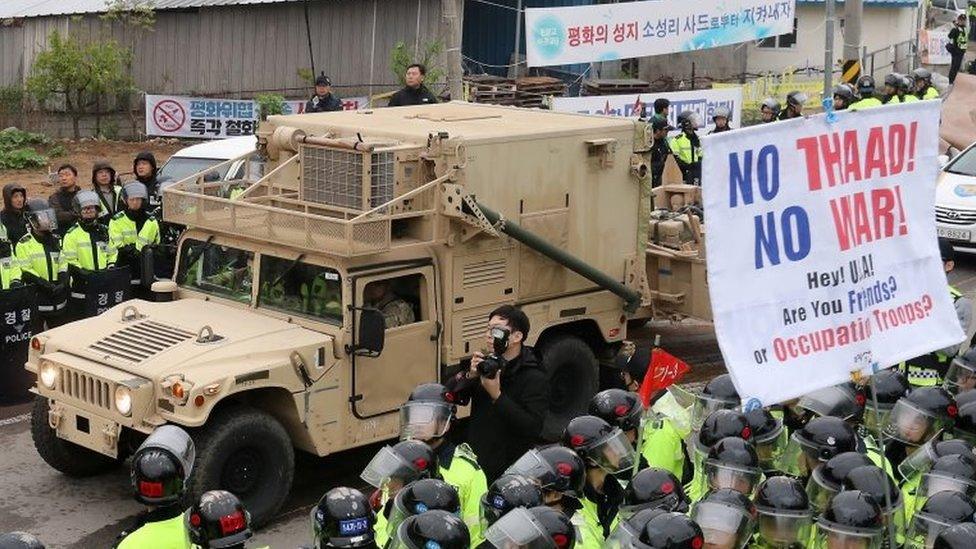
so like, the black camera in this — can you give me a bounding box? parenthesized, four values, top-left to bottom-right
(477, 327, 510, 380)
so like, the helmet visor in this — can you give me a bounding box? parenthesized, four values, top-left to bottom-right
(907, 512, 955, 549)
(883, 400, 945, 445)
(944, 359, 976, 395)
(816, 519, 883, 549)
(704, 461, 761, 496)
(755, 422, 789, 471)
(484, 507, 556, 549)
(897, 439, 939, 481)
(138, 424, 196, 479)
(479, 493, 509, 532)
(586, 428, 635, 474)
(605, 521, 641, 549)
(691, 501, 755, 549)
(756, 508, 813, 548)
(806, 467, 840, 513)
(27, 209, 57, 232)
(796, 386, 860, 421)
(504, 450, 556, 488)
(360, 446, 416, 489)
(918, 471, 976, 500)
(388, 519, 422, 549)
(617, 491, 687, 522)
(399, 402, 452, 441)
(862, 406, 893, 434)
(692, 394, 739, 431)
(777, 432, 831, 478)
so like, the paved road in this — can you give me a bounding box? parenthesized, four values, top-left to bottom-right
(1, 255, 974, 546)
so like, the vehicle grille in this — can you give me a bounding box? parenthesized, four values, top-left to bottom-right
(89, 321, 195, 363)
(57, 367, 112, 411)
(936, 206, 976, 226)
(301, 145, 395, 210)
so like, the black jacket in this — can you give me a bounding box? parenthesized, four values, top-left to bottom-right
(649, 138, 671, 187)
(446, 346, 549, 483)
(948, 27, 966, 56)
(133, 151, 162, 211)
(306, 93, 343, 113)
(1, 183, 27, 246)
(388, 85, 438, 107)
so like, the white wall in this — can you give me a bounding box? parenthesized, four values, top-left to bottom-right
(744, 4, 918, 76)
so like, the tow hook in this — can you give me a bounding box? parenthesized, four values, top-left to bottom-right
(102, 423, 119, 450)
(48, 402, 63, 430)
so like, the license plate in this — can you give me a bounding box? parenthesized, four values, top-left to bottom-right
(938, 227, 971, 241)
(54, 402, 119, 458)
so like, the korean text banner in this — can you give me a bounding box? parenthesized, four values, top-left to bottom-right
(919, 28, 951, 66)
(701, 101, 963, 407)
(146, 95, 367, 138)
(551, 87, 742, 133)
(525, 0, 795, 67)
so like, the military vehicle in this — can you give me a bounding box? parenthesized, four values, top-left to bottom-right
(26, 102, 705, 526)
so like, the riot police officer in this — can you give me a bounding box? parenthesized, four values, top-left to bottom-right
(794, 382, 866, 423)
(476, 474, 543, 546)
(692, 374, 741, 432)
(841, 465, 904, 545)
(754, 476, 813, 549)
(863, 369, 910, 432)
(607, 508, 666, 548)
(806, 452, 874, 513)
(360, 440, 439, 546)
(913, 68, 941, 100)
(906, 491, 976, 547)
(108, 182, 160, 293)
(935, 522, 976, 548)
(777, 91, 808, 120)
(832, 84, 857, 111)
(690, 489, 755, 549)
(943, 349, 976, 395)
(703, 437, 762, 497)
(882, 73, 903, 104)
(384, 479, 460, 546)
(590, 389, 685, 479)
(619, 467, 690, 521)
(849, 76, 884, 111)
(897, 74, 919, 103)
(16, 199, 67, 326)
(782, 416, 858, 479)
(745, 408, 788, 474)
(483, 505, 576, 548)
(399, 383, 487, 540)
(527, 506, 576, 548)
(883, 387, 957, 462)
(814, 490, 884, 548)
(387, 509, 469, 549)
(709, 106, 732, 134)
(909, 454, 976, 519)
(63, 190, 122, 319)
(952, 401, 976, 447)
(310, 487, 378, 549)
(504, 445, 586, 518)
(668, 112, 703, 185)
(760, 98, 781, 123)
(116, 425, 195, 549)
(0, 227, 22, 289)
(689, 409, 753, 500)
(638, 512, 705, 549)
(185, 490, 261, 549)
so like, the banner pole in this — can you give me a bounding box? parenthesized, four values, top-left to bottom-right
(632, 334, 661, 479)
(867, 369, 899, 547)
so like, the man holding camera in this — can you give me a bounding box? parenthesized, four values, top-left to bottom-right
(445, 305, 550, 483)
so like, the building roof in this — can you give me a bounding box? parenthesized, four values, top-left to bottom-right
(797, 0, 918, 6)
(0, 0, 317, 19)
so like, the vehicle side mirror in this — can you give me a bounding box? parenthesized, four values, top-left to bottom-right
(938, 154, 950, 168)
(151, 280, 179, 302)
(353, 308, 385, 357)
(204, 171, 220, 182)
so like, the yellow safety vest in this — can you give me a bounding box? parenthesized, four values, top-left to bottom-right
(901, 94, 920, 103)
(15, 233, 64, 282)
(0, 256, 21, 289)
(921, 86, 940, 100)
(849, 97, 885, 111)
(109, 211, 160, 251)
(116, 513, 192, 549)
(957, 27, 969, 51)
(62, 224, 117, 271)
(578, 498, 614, 549)
(440, 443, 488, 544)
(669, 133, 702, 165)
(902, 286, 963, 386)
(640, 417, 686, 480)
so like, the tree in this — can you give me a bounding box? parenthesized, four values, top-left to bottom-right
(101, 0, 156, 30)
(391, 41, 445, 91)
(26, 31, 136, 139)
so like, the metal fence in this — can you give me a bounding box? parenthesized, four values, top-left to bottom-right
(863, 40, 917, 80)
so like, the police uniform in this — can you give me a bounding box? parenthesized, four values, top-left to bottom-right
(578, 478, 623, 548)
(376, 293, 415, 328)
(669, 132, 703, 185)
(16, 232, 67, 314)
(437, 442, 489, 544)
(115, 507, 192, 549)
(848, 97, 885, 111)
(901, 285, 970, 386)
(639, 414, 687, 481)
(108, 210, 160, 285)
(919, 86, 941, 100)
(62, 223, 117, 272)
(0, 254, 21, 289)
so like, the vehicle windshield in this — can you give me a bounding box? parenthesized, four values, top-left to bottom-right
(177, 239, 253, 303)
(258, 255, 343, 325)
(158, 157, 230, 183)
(946, 148, 976, 177)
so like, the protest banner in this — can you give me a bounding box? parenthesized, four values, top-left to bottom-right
(701, 101, 964, 406)
(146, 95, 369, 138)
(525, 0, 795, 67)
(919, 27, 951, 65)
(551, 87, 742, 133)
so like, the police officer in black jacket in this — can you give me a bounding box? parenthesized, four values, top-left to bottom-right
(445, 305, 549, 483)
(388, 64, 439, 107)
(648, 117, 673, 188)
(306, 74, 343, 113)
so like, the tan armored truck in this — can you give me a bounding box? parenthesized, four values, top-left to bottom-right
(26, 102, 704, 525)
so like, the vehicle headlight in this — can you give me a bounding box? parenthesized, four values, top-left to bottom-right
(39, 362, 57, 389)
(115, 386, 132, 416)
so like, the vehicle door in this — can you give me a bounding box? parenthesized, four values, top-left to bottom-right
(350, 265, 439, 418)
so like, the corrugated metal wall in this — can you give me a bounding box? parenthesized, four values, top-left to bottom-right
(1, 0, 442, 98)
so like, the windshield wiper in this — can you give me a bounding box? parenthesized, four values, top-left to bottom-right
(270, 254, 306, 288)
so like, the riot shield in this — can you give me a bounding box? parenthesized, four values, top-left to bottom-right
(69, 266, 133, 320)
(0, 284, 37, 404)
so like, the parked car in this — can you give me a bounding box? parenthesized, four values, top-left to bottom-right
(936, 141, 976, 252)
(928, 0, 967, 28)
(157, 136, 260, 194)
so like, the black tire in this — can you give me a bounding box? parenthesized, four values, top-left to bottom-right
(539, 336, 599, 441)
(187, 405, 294, 528)
(30, 396, 120, 477)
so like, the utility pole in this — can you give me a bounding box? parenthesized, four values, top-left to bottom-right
(513, 0, 523, 78)
(842, 0, 864, 85)
(441, 0, 464, 100)
(824, 0, 836, 97)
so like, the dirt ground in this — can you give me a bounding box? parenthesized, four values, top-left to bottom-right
(0, 139, 185, 199)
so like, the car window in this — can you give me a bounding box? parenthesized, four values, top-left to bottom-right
(363, 274, 422, 329)
(177, 239, 254, 303)
(930, 0, 950, 9)
(258, 255, 343, 324)
(158, 157, 230, 183)
(947, 148, 976, 177)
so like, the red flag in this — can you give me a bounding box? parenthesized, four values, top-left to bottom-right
(638, 347, 691, 407)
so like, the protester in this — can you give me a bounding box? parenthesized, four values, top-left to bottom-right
(48, 164, 81, 235)
(913, 68, 941, 100)
(306, 74, 343, 113)
(1, 184, 27, 246)
(91, 160, 121, 223)
(388, 64, 439, 107)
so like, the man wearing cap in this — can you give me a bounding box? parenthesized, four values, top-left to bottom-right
(305, 74, 343, 113)
(901, 238, 973, 387)
(649, 118, 673, 188)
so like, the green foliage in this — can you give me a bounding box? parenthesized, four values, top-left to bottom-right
(297, 68, 315, 85)
(26, 31, 136, 138)
(0, 127, 50, 150)
(46, 143, 67, 158)
(0, 128, 51, 169)
(100, 0, 156, 30)
(256, 93, 287, 120)
(391, 41, 445, 89)
(0, 86, 25, 116)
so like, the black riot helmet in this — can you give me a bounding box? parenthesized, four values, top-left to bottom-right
(705, 437, 761, 496)
(505, 446, 586, 499)
(676, 111, 701, 132)
(620, 467, 691, 520)
(913, 67, 933, 84)
(832, 84, 856, 108)
(479, 474, 544, 530)
(898, 437, 976, 482)
(310, 487, 376, 548)
(691, 489, 757, 549)
(857, 75, 877, 97)
(935, 523, 976, 549)
(185, 490, 252, 549)
(841, 465, 901, 517)
(884, 72, 902, 89)
(756, 476, 809, 511)
(639, 511, 705, 549)
(756, 476, 814, 549)
(388, 510, 469, 549)
(360, 440, 438, 489)
(945, 349, 976, 395)
(387, 479, 460, 541)
(484, 505, 575, 549)
(863, 369, 910, 431)
(23, 198, 57, 234)
(807, 452, 873, 513)
(130, 425, 195, 506)
(816, 491, 884, 546)
(0, 533, 45, 549)
(956, 389, 976, 409)
(608, 508, 667, 549)
(590, 389, 644, 432)
(563, 415, 635, 474)
(695, 409, 752, 454)
(745, 407, 788, 471)
(953, 402, 976, 445)
(790, 416, 857, 467)
(528, 506, 576, 549)
(918, 454, 976, 500)
(692, 374, 741, 430)
(908, 491, 976, 547)
(884, 387, 957, 446)
(400, 383, 455, 441)
(761, 98, 781, 118)
(796, 382, 866, 422)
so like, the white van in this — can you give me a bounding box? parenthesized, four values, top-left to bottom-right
(157, 135, 259, 185)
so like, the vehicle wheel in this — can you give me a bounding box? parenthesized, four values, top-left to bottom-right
(539, 336, 599, 442)
(187, 405, 294, 528)
(31, 396, 120, 477)
(627, 318, 652, 330)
